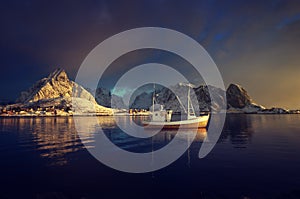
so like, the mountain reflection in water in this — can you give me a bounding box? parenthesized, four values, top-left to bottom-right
(0, 115, 257, 166)
(0, 116, 208, 166)
(221, 114, 254, 148)
(1, 115, 300, 199)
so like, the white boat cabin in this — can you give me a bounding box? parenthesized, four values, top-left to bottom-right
(150, 104, 173, 122)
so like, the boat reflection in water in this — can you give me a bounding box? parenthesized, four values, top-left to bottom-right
(0, 115, 214, 169)
(0, 114, 256, 167)
(1, 114, 300, 199)
(74, 115, 208, 154)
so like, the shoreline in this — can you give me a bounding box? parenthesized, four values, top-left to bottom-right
(0, 112, 299, 118)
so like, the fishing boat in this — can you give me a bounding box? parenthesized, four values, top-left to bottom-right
(142, 83, 210, 129)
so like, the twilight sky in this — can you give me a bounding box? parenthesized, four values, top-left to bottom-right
(0, 0, 300, 109)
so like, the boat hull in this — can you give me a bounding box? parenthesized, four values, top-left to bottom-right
(142, 115, 209, 129)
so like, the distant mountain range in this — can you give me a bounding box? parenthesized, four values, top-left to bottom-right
(130, 82, 297, 114)
(0, 69, 298, 116)
(130, 83, 265, 114)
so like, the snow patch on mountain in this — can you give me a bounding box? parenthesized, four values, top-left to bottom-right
(15, 69, 113, 115)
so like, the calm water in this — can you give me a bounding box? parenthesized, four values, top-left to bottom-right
(0, 115, 300, 199)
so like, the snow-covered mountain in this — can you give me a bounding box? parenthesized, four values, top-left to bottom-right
(3, 68, 295, 115)
(130, 83, 266, 114)
(15, 69, 113, 115)
(94, 87, 126, 109)
(130, 84, 227, 113)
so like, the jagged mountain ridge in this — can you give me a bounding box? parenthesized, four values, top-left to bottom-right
(11, 68, 285, 115)
(130, 84, 226, 113)
(88, 87, 126, 109)
(130, 83, 265, 113)
(226, 84, 264, 113)
(226, 84, 252, 108)
(17, 69, 95, 103)
(16, 69, 113, 115)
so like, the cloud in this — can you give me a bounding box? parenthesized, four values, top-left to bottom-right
(1, 0, 300, 108)
(276, 13, 300, 29)
(111, 87, 133, 97)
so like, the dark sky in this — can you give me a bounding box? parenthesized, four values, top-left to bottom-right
(1, 0, 300, 108)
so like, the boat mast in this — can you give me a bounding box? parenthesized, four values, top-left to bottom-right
(179, 82, 196, 119)
(187, 86, 190, 117)
(175, 95, 187, 114)
(152, 83, 155, 112)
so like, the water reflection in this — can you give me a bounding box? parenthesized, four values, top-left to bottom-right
(0, 116, 208, 166)
(220, 114, 254, 148)
(0, 115, 256, 164)
(0, 117, 84, 166)
(1, 115, 300, 199)
(77, 116, 208, 153)
(29, 117, 83, 166)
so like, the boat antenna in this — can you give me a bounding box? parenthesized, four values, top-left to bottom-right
(152, 83, 155, 112)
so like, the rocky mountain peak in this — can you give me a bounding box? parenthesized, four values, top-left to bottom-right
(130, 83, 266, 113)
(48, 68, 69, 82)
(14, 68, 113, 115)
(226, 84, 253, 108)
(16, 68, 73, 103)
